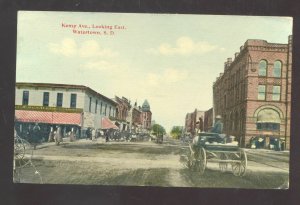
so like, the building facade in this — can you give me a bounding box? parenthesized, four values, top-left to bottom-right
(113, 96, 131, 131)
(213, 36, 292, 149)
(15, 82, 117, 138)
(141, 99, 152, 131)
(184, 109, 205, 136)
(203, 108, 213, 132)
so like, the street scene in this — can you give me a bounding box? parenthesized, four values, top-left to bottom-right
(14, 12, 292, 189)
(15, 136, 288, 188)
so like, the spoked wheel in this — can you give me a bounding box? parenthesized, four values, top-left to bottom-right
(194, 147, 206, 175)
(219, 153, 228, 173)
(231, 149, 247, 176)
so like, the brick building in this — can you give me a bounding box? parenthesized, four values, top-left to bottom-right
(203, 108, 213, 132)
(141, 99, 152, 131)
(185, 113, 193, 134)
(213, 36, 292, 150)
(113, 96, 131, 131)
(184, 109, 205, 136)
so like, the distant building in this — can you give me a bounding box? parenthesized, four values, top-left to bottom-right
(127, 102, 142, 133)
(213, 36, 292, 149)
(185, 113, 193, 134)
(15, 82, 117, 139)
(141, 99, 152, 131)
(113, 96, 131, 131)
(203, 108, 213, 132)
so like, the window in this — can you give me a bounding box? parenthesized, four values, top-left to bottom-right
(109, 106, 111, 116)
(105, 104, 107, 115)
(57, 93, 63, 107)
(89, 97, 92, 112)
(43, 92, 49, 106)
(22, 91, 29, 105)
(273, 61, 282, 77)
(100, 102, 103, 114)
(95, 100, 98, 113)
(258, 85, 266, 100)
(259, 60, 267, 76)
(272, 86, 281, 101)
(257, 123, 280, 131)
(70, 94, 77, 108)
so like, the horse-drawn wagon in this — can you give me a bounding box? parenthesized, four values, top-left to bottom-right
(181, 132, 247, 176)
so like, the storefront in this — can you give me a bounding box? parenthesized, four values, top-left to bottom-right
(15, 106, 83, 140)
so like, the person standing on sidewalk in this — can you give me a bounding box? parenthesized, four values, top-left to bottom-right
(32, 123, 41, 149)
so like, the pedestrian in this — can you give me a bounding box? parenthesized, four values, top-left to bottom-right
(69, 127, 76, 142)
(75, 128, 80, 139)
(92, 128, 96, 141)
(54, 126, 63, 145)
(32, 123, 41, 150)
(105, 130, 109, 142)
(86, 128, 91, 140)
(48, 127, 55, 142)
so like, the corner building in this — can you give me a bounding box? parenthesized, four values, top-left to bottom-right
(213, 36, 292, 150)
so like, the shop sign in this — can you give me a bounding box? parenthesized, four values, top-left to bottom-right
(15, 105, 83, 113)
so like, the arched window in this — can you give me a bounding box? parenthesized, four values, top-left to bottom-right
(273, 60, 282, 77)
(256, 108, 281, 131)
(259, 60, 267, 76)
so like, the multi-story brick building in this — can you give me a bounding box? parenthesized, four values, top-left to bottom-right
(203, 108, 213, 132)
(113, 96, 131, 131)
(185, 112, 193, 134)
(141, 99, 152, 131)
(127, 102, 142, 133)
(184, 109, 205, 136)
(15, 82, 117, 139)
(213, 36, 292, 150)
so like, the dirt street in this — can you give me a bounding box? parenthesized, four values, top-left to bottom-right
(15, 138, 289, 189)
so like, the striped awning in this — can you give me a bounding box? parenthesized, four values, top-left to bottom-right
(101, 117, 119, 130)
(15, 110, 81, 125)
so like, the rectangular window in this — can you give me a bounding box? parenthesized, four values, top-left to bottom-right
(109, 106, 111, 116)
(257, 123, 280, 131)
(89, 97, 92, 112)
(258, 85, 266, 100)
(43, 92, 49, 106)
(70, 94, 77, 108)
(57, 93, 63, 107)
(105, 104, 107, 115)
(95, 100, 98, 113)
(272, 86, 281, 101)
(100, 102, 103, 115)
(22, 91, 29, 105)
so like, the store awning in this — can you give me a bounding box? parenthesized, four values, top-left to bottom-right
(15, 110, 81, 125)
(101, 117, 119, 130)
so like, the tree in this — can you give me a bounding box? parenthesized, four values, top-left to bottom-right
(170, 126, 183, 139)
(151, 124, 166, 136)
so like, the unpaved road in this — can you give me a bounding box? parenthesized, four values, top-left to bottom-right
(16, 138, 289, 189)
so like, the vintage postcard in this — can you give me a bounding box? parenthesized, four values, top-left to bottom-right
(14, 11, 292, 189)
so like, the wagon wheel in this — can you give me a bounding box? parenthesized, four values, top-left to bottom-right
(194, 147, 206, 175)
(231, 149, 247, 176)
(219, 153, 228, 173)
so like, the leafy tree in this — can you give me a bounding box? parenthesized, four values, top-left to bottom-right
(170, 126, 183, 139)
(151, 124, 166, 135)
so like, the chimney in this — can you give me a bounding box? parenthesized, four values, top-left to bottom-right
(235, 52, 239, 58)
(240, 45, 244, 51)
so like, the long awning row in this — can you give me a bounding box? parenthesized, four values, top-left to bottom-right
(15, 110, 82, 125)
(101, 117, 119, 130)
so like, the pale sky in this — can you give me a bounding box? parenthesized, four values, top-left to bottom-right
(16, 11, 292, 132)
